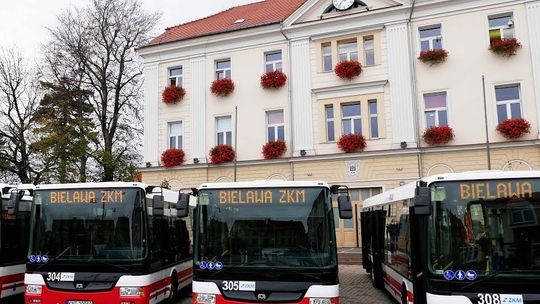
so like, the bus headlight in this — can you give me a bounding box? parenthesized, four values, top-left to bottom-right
(26, 285, 42, 295)
(119, 287, 144, 297)
(310, 298, 338, 304)
(196, 293, 216, 304)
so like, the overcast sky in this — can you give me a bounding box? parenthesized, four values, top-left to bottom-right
(0, 0, 258, 60)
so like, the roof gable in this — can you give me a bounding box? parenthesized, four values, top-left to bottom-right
(144, 0, 307, 48)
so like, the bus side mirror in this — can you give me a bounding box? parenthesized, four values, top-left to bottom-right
(7, 191, 23, 215)
(153, 195, 164, 216)
(413, 186, 431, 215)
(338, 194, 353, 219)
(177, 193, 189, 218)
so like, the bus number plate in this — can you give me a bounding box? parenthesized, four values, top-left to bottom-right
(477, 294, 523, 304)
(47, 272, 75, 282)
(67, 301, 92, 304)
(222, 281, 256, 291)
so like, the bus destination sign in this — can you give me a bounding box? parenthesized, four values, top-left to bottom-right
(219, 189, 306, 205)
(459, 180, 533, 200)
(49, 190, 124, 204)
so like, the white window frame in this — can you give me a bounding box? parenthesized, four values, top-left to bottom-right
(325, 105, 335, 142)
(338, 39, 358, 62)
(168, 121, 183, 149)
(488, 13, 515, 41)
(423, 92, 448, 128)
(266, 109, 285, 142)
(363, 36, 375, 66)
(215, 115, 233, 145)
(264, 50, 283, 72)
(368, 100, 379, 139)
(495, 83, 522, 122)
(341, 103, 362, 135)
(215, 59, 232, 80)
(322, 43, 333, 72)
(419, 25, 442, 51)
(168, 67, 183, 87)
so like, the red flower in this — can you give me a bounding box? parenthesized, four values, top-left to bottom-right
(162, 85, 186, 104)
(210, 144, 235, 164)
(418, 49, 448, 65)
(489, 38, 522, 57)
(496, 118, 530, 139)
(211, 78, 235, 97)
(260, 70, 287, 89)
(161, 148, 185, 169)
(262, 140, 287, 159)
(422, 126, 455, 146)
(334, 60, 363, 80)
(338, 134, 366, 153)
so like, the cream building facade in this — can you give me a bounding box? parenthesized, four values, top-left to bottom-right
(137, 0, 540, 247)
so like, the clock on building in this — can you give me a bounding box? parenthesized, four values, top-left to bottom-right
(333, 0, 355, 11)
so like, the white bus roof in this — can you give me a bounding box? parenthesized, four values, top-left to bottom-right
(363, 170, 540, 209)
(199, 180, 330, 190)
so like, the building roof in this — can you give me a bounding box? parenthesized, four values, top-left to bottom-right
(144, 0, 306, 48)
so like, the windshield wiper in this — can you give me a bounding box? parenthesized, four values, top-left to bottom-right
(36, 246, 71, 270)
(461, 271, 501, 290)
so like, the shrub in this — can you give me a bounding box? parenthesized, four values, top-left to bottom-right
(496, 118, 531, 139)
(210, 144, 235, 164)
(422, 126, 455, 146)
(260, 70, 287, 89)
(418, 49, 448, 65)
(489, 38, 522, 57)
(161, 148, 185, 168)
(211, 78, 235, 97)
(162, 85, 186, 104)
(334, 60, 362, 80)
(262, 140, 287, 159)
(338, 134, 366, 153)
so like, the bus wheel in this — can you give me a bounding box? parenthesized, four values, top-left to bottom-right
(401, 284, 408, 304)
(168, 272, 178, 302)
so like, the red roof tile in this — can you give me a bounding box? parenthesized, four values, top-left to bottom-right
(145, 0, 306, 48)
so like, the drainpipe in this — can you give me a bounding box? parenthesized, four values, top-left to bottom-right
(280, 24, 296, 181)
(407, 0, 423, 178)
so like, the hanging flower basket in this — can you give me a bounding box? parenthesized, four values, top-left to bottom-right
(211, 78, 235, 97)
(210, 144, 235, 164)
(260, 70, 287, 89)
(422, 126, 455, 146)
(338, 134, 366, 153)
(496, 118, 531, 139)
(489, 38, 522, 57)
(418, 49, 448, 65)
(334, 60, 363, 80)
(161, 148, 185, 169)
(262, 140, 287, 159)
(162, 85, 186, 104)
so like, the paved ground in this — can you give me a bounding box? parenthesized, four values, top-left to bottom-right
(177, 265, 394, 304)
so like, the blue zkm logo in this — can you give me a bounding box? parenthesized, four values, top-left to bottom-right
(215, 261, 223, 270)
(443, 270, 455, 281)
(455, 270, 466, 281)
(465, 270, 477, 281)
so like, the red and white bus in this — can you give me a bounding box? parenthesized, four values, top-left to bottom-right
(188, 180, 353, 304)
(24, 182, 193, 304)
(0, 184, 33, 302)
(361, 171, 540, 304)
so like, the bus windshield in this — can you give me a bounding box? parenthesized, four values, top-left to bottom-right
(429, 179, 540, 276)
(195, 187, 336, 269)
(30, 188, 146, 261)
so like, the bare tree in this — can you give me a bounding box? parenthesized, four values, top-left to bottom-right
(47, 0, 160, 181)
(0, 48, 50, 183)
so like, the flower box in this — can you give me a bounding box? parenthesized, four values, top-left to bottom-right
(210, 144, 235, 164)
(422, 126, 454, 146)
(161, 148, 185, 168)
(162, 85, 186, 104)
(338, 134, 366, 153)
(260, 70, 287, 89)
(489, 38, 522, 57)
(262, 140, 287, 159)
(211, 78, 235, 97)
(334, 60, 362, 80)
(418, 49, 448, 65)
(496, 118, 530, 139)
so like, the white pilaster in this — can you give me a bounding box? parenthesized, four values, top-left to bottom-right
(143, 63, 159, 166)
(527, 1, 540, 138)
(290, 38, 315, 156)
(386, 23, 416, 147)
(189, 56, 207, 161)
